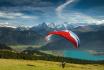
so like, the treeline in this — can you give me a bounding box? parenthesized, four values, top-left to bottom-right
(0, 50, 104, 64)
(0, 50, 63, 61)
(0, 43, 104, 64)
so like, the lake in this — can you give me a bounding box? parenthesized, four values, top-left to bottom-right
(64, 50, 104, 61)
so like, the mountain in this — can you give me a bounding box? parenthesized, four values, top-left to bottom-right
(30, 22, 53, 35)
(0, 26, 44, 45)
(73, 24, 104, 32)
(0, 22, 104, 52)
(35, 24, 104, 51)
(38, 30, 104, 51)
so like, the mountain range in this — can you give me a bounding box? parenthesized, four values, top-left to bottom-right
(0, 23, 104, 52)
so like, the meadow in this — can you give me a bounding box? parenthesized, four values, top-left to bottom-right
(0, 59, 104, 70)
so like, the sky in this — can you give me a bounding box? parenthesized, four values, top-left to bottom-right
(0, 0, 104, 26)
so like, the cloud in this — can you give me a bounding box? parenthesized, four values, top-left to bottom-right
(0, 12, 16, 19)
(55, 0, 104, 25)
(56, 0, 74, 19)
(0, 11, 39, 26)
(0, 0, 55, 18)
(0, 11, 38, 19)
(64, 12, 104, 24)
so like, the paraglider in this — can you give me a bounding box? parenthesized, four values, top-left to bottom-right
(46, 30, 80, 48)
(45, 29, 80, 68)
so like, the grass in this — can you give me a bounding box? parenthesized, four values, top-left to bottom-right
(0, 59, 104, 70)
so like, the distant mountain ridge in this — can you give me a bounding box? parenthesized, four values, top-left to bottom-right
(0, 23, 104, 52)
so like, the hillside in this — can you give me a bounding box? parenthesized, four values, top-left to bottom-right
(0, 23, 104, 46)
(0, 59, 103, 70)
(0, 43, 12, 50)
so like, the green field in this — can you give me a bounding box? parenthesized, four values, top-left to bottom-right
(0, 59, 104, 70)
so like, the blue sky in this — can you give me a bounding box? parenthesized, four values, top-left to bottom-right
(0, 0, 104, 26)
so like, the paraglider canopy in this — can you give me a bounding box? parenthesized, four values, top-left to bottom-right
(46, 30, 80, 48)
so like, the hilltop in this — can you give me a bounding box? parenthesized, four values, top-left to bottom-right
(0, 59, 104, 70)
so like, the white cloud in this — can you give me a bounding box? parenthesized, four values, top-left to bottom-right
(0, 12, 16, 19)
(56, 0, 74, 19)
(20, 15, 38, 19)
(96, 20, 104, 25)
(0, 22, 17, 28)
(0, 11, 37, 19)
(55, 0, 104, 25)
(64, 13, 99, 23)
